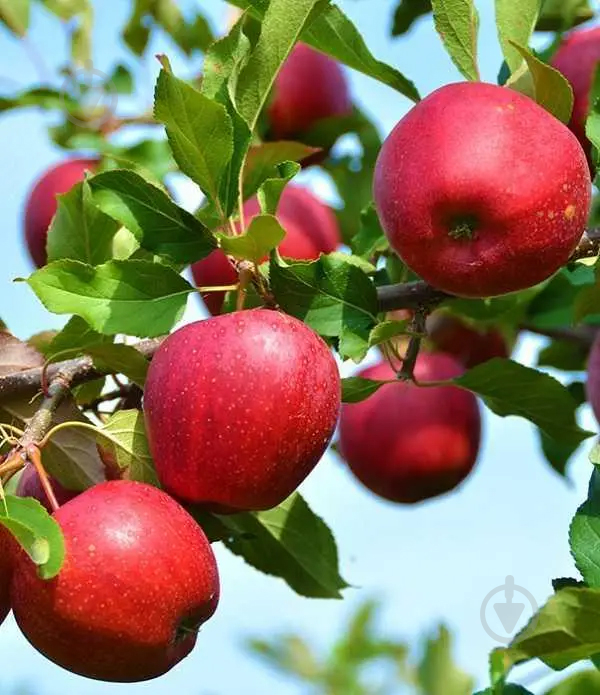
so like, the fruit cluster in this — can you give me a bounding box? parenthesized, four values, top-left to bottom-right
(3, 22, 600, 687)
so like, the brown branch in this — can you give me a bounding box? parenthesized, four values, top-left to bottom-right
(376, 281, 449, 312)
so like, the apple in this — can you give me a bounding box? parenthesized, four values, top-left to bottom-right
(0, 529, 12, 627)
(373, 82, 591, 298)
(11, 480, 219, 682)
(23, 158, 98, 267)
(426, 312, 509, 369)
(268, 43, 352, 141)
(586, 333, 600, 424)
(16, 465, 78, 513)
(191, 184, 341, 315)
(552, 26, 600, 167)
(339, 352, 481, 503)
(144, 309, 340, 511)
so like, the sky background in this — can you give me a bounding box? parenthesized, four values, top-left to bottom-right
(0, 1, 598, 693)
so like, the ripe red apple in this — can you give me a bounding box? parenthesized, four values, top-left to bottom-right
(339, 352, 481, 504)
(23, 158, 98, 267)
(0, 529, 12, 627)
(11, 480, 219, 682)
(373, 82, 591, 298)
(268, 43, 352, 141)
(552, 27, 600, 167)
(586, 333, 600, 424)
(144, 309, 340, 511)
(16, 465, 78, 513)
(426, 313, 509, 369)
(191, 185, 341, 315)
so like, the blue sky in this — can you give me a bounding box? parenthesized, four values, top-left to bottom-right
(0, 1, 597, 693)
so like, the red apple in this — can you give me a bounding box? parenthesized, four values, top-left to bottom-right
(426, 313, 509, 369)
(16, 465, 78, 513)
(11, 480, 219, 682)
(23, 158, 98, 268)
(586, 333, 600, 424)
(552, 26, 600, 167)
(191, 185, 340, 315)
(0, 529, 12, 627)
(339, 353, 481, 503)
(268, 43, 352, 141)
(373, 82, 591, 298)
(144, 309, 340, 512)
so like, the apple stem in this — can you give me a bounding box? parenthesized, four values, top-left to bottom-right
(26, 445, 60, 513)
(448, 216, 477, 241)
(397, 308, 428, 382)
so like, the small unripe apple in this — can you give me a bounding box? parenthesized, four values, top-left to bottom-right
(16, 465, 78, 513)
(268, 43, 352, 141)
(586, 333, 600, 424)
(191, 185, 341, 315)
(426, 313, 509, 369)
(23, 158, 98, 267)
(339, 353, 481, 504)
(552, 27, 600, 167)
(144, 309, 341, 511)
(11, 481, 219, 682)
(373, 82, 591, 298)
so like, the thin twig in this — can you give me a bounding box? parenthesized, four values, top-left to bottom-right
(397, 309, 427, 381)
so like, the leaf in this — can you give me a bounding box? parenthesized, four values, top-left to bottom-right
(500, 586, 600, 671)
(106, 64, 134, 94)
(417, 625, 473, 695)
(537, 340, 587, 372)
(508, 43, 573, 123)
(575, 263, 600, 323)
(70, 1, 92, 64)
(47, 316, 110, 360)
(122, 0, 152, 55)
(88, 169, 216, 264)
(0, 87, 73, 114)
(536, 0, 593, 32)
(495, 0, 541, 74)
(453, 358, 592, 446)
(24, 259, 193, 338)
(341, 376, 391, 403)
(475, 687, 534, 695)
(47, 181, 120, 266)
(193, 492, 348, 599)
(94, 410, 158, 486)
(539, 431, 582, 478)
(0, 0, 29, 36)
(219, 215, 285, 263)
(270, 253, 379, 361)
(235, 0, 326, 132)
(352, 204, 389, 259)
(571, 466, 600, 587)
(0, 496, 64, 579)
(257, 161, 300, 215)
(0, 331, 44, 375)
(544, 670, 600, 694)
(368, 320, 409, 347)
(154, 70, 233, 209)
(229, 0, 420, 101)
(431, 0, 480, 81)
(391, 0, 432, 36)
(242, 142, 319, 202)
(87, 344, 149, 387)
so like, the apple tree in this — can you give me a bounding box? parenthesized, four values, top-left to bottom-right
(0, 0, 600, 691)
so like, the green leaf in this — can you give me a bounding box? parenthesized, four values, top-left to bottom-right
(537, 340, 587, 372)
(47, 181, 120, 266)
(495, 0, 541, 74)
(94, 410, 158, 486)
(88, 169, 216, 264)
(70, 1, 93, 64)
(341, 376, 391, 403)
(24, 259, 193, 338)
(0, 0, 29, 35)
(544, 670, 600, 694)
(508, 42, 573, 123)
(243, 142, 319, 203)
(500, 586, 600, 671)
(270, 253, 378, 361)
(391, 0, 432, 36)
(229, 0, 420, 101)
(417, 625, 473, 695)
(539, 431, 582, 478)
(0, 496, 64, 579)
(87, 344, 149, 387)
(453, 358, 592, 446)
(193, 492, 349, 599)
(106, 64, 134, 94)
(122, 0, 151, 55)
(431, 0, 480, 81)
(575, 265, 600, 324)
(0, 87, 74, 114)
(536, 0, 594, 32)
(352, 204, 388, 259)
(235, 0, 326, 132)
(475, 687, 534, 695)
(219, 215, 285, 264)
(47, 316, 110, 360)
(257, 161, 300, 215)
(154, 70, 233, 209)
(571, 466, 600, 587)
(368, 320, 409, 347)
(40, 0, 88, 20)
(152, 1, 215, 55)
